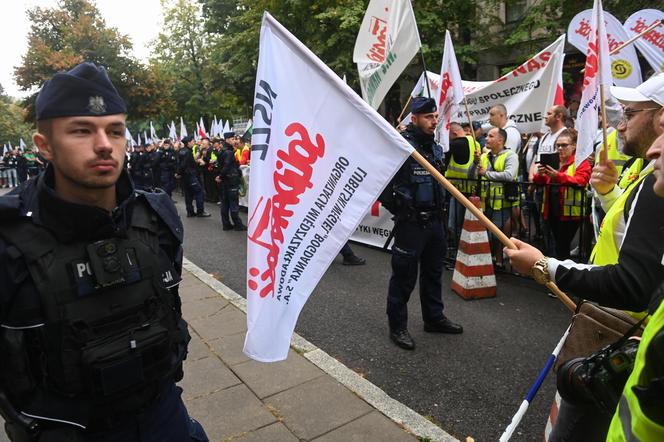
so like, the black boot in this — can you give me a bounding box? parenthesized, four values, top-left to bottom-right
(389, 329, 415, 350)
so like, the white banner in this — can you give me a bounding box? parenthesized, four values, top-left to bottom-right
(354, 0, 421, 109)
(411, 35, 566, 134)
(568, 9, 643, 87)
(436, 30, 465, 152)
(624, 9, 664, 74)
(576, 0, 613, 166)
(245, 13, 413, 362)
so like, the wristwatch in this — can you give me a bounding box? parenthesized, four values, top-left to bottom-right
(531, 257, 551, 285)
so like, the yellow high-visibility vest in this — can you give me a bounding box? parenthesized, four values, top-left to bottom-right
(479, 149, 517, 211)
(606, 298, 664, 441)
(445, 135, 481, 195)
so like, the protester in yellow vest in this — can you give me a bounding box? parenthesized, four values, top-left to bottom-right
(504, 73, 664, 441)
(445, 122, 482, 241)
(606, 127, 664, 442)
(469, 127, 518, 268)
(533, 128, 591, 260)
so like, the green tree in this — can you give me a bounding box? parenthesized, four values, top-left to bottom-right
(152, 0, 225, 124)
(15, 0, 168, 121)
(0, 85, 35, 148)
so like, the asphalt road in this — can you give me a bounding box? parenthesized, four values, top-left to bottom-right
(177, 199, 572, 441)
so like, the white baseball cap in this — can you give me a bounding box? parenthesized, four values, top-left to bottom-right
(611, 73, 664, 107)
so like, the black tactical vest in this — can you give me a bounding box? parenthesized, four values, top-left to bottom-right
(0, 198, 189, 430)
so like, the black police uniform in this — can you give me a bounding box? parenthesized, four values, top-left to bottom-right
(156, 147, 177, 197)
(129, 149, 146, 190)
(0, 168, 207, 441)
(176, 140, 206, 217)
(142, 149, 159, 190)
(215, 143, 245, 230)
(385, 123, 447, 332)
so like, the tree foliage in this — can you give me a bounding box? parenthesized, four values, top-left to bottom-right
(0, 85, 35, 147)
(15, 0, 169, 121)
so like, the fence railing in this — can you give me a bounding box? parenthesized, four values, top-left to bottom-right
(443, 178, 594, 265)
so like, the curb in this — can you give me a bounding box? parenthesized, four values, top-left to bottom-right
(183, 257, 459, 442)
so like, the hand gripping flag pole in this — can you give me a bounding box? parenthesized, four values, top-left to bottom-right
(410, 149, 577, 312)
(499, 325, 572, 441)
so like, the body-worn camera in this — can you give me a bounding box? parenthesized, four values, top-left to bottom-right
(557, 339, 639, 413)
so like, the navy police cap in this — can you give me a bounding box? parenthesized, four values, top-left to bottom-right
(36, 62, 127, 121)
(410, 96, 437, 115)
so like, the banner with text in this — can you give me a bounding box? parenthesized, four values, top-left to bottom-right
(410, 35, 566, 134)
(568, 9, 642, 87)
(245, 13, 413, 362)
(354, 0, 421, 109)
(624, 9, 664, 74)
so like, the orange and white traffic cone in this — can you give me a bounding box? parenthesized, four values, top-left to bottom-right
(451, 196, 497, 299)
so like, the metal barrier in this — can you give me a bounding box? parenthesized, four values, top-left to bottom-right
(443, 178, 593, 265)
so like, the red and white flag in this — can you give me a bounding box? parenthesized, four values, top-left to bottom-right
(436, 30, 465, 152)
(244, 12, 413, 362)
(576, 0, 612, 165)
(198, 117, 207, 138)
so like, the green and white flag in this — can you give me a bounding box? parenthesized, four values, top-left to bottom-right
(353, 0, 421, 109)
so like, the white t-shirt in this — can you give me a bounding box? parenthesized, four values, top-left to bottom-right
(502, 121, 522, 153)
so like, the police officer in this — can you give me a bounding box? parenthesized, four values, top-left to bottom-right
(215, 132, 246, 231)
(176, 136, 210, 218)
(383, 97, 463, 350)
(129, 143, 146, 189)
(143, 142, 159, 189)
(0, 62, 207, 441)
(156, 139, 177, 198)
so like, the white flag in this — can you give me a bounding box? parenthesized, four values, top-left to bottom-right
(244, 13, 413, 362)
(436, 30, 465, 152)
(180, 117, 188, 139)
(125, 127, 134, 146)
(150, 121, 157, 142)
(353, 0, 421, 109)
(143, 131, 149, 145)
(19, 139, 26, 151)
(169, 121, 177, 139)
(223, 119, 231, 134)
(576, 0, 612, 166)
(624, 10, 664, 74)
(194, 122, 200, 141)
(136, 133, 141, 146)
(568, 9, 643, 87)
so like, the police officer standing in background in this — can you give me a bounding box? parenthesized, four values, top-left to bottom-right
(0, 62, 207, 441)
(156, 138, 177, 198)
(176, 136, 210, 218)
(215, 132, 246, 231)
(129, 142, 145, 189)
(383, 97, 463, 350)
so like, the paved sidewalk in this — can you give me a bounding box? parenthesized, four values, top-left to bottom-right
(178, 264, 422, 442)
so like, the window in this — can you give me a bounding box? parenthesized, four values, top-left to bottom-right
(505, 0, 527, 24)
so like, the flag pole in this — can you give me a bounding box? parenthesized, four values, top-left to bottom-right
(409, 149, 577, 312)
(597, 4, 610, 165)
(609, 19, 662, 56)
(396, 95, 413, 126)
(419, 52, 432, 98)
